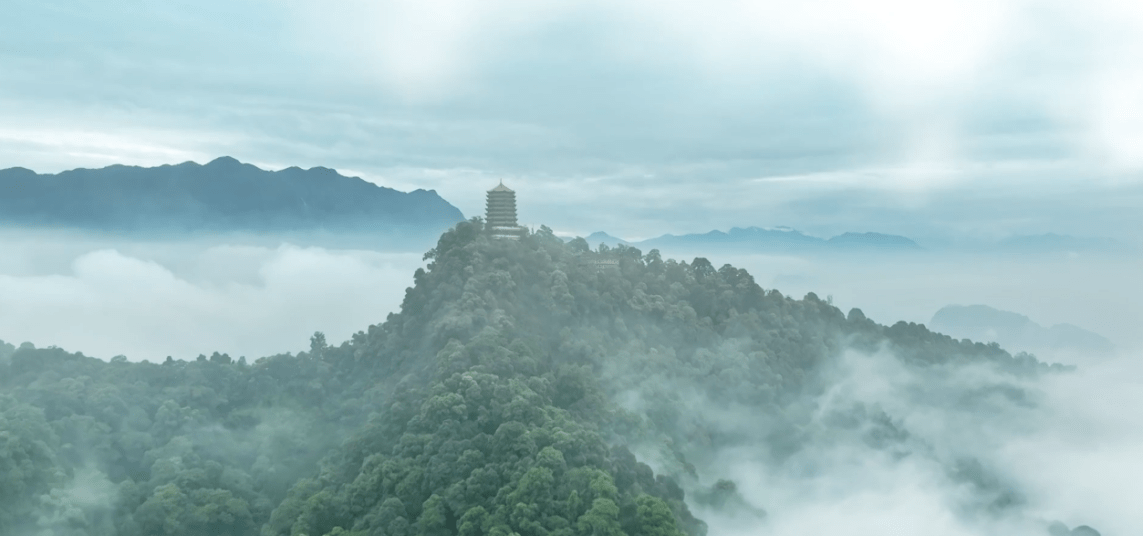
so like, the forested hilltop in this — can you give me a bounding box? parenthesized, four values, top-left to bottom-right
(0, 219, 1085, 536)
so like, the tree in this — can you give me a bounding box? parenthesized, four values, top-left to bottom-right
(634, 495, 683, 536)
(0, 396, 63, 532)
(576, 498, 624, 536)
(569, 238, 590, 254)
(418, 494, 451, 536)
(310, 332, 328, 360)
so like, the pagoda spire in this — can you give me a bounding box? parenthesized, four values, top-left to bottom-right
(486, 180, 525, 239)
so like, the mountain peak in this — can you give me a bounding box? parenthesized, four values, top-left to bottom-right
(0, 166, 36, 176)
(205, 156, 243, 168)
(582, 231, 628, 248)
(828, 232, 923, 249)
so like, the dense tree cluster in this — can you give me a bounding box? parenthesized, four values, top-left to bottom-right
(0, 218, 1067, 535)
(0, 344, 360, 536)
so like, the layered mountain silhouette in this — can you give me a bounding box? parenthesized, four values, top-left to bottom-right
(575, 227, 923, 253)
(582, 231, 629, 249)
(931, 304, 1114, 360)
(0, 157, 465, 237)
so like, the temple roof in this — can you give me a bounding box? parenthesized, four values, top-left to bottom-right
(488, 180, 514, 193)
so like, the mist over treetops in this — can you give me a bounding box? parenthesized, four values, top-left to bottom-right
(0, 219, 1096, 536)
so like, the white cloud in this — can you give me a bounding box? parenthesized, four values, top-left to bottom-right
(0, 126, 209, 172)
(0, 238, 424, 360)
(995, 356, 1143, 534)
(665, 346, 1140, 535)
(612, 0, 1012, 88)
(1085, 72, 1143, 172)
(290, 0, 572, 102)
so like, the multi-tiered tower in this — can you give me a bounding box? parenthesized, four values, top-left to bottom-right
(485, 181, 526, 239)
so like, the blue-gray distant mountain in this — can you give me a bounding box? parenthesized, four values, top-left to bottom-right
(0, 157, 465, 238)
(930, 304, 1114, 360)
(571, 226, 922, 253)
(827, 231, 924, 250)
(638, 226, 822, 251)
(583, 231, 629, 249)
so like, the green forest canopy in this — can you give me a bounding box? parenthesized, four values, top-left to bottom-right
(0, 219, 1069, 536)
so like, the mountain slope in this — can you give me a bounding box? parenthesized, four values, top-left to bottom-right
(0, 220, 1095, 536)
(0, 157, 464, 236)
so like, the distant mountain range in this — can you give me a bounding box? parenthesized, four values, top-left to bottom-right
(0, 157, 465, 240)
(930, 304, 1114, 361)
(5, 158, 1133, 259)
(575, 227, 924, 253)
(575, 228, 1138, 256)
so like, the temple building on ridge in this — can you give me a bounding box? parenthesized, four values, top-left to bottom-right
(486, 180, 527, 239)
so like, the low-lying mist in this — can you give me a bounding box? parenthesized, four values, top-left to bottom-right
(0, 231, 427, 360)
(660, 347, 1142, 535)
(593, 247, 1141, 535)
(4, 232, 1135, 364)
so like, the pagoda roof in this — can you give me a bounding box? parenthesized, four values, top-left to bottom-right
(488, 180, 514, 193)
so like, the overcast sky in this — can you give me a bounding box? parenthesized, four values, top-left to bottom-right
(2, 0, 1142, 241)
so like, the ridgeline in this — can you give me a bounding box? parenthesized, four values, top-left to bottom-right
(0, 157, 464, 240)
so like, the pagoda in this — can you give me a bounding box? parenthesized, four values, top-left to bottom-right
(485, 180, 526, 239)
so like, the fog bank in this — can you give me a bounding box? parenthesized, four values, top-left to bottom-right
(3, 235, 1137, 366)
(665, 348, 1141, 536)
(0, 234, 425, 360)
